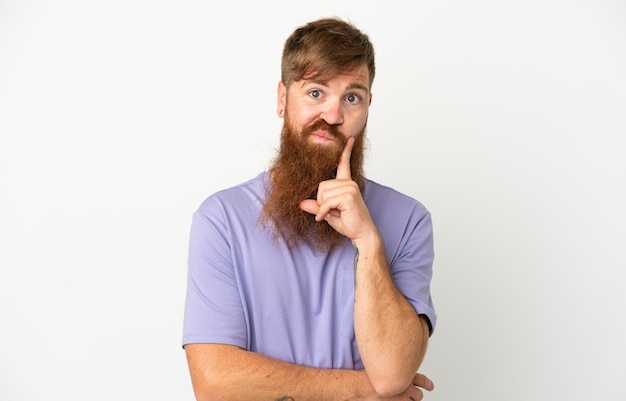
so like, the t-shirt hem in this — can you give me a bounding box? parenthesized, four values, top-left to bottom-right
(181, 335, 247, 350)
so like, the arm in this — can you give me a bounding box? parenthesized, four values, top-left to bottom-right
(185, 343, 433, 401)
(300, 137, 431, 396)
(352, 233, 430, 396)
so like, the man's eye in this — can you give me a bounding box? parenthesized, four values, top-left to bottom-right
(310, 90, 321, 99)
(346, 94, 360, 103)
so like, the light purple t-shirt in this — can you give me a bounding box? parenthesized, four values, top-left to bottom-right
(182, 172, 436, 369)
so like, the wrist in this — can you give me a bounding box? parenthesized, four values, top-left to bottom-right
(352, 230, 383, 254)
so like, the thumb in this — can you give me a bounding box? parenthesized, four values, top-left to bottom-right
(299, 199, 320, 216)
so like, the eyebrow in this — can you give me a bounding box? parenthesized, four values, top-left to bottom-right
(302, 80, 369, 93)
(346, 83, 369, 92)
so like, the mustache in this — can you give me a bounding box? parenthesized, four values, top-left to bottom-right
(301, 120, 345, 143)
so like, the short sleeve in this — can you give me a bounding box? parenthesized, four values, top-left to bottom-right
(389, 206, 437, 335)
(182, 202, 248, 348)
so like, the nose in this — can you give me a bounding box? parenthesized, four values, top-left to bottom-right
(320, 99, 343, 125)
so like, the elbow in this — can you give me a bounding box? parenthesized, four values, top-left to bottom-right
(193, 392, 211, 401)
(192, 383, 222, 401)
(194, 374, 237, 401)
(190, 371, 229, 401)
(191, 385, 213, 401)
(370, 375, 413, 398)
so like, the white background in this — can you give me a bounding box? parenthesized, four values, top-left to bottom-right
(1, 1, 625, 400)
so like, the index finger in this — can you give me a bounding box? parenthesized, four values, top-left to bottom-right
(336, 136, 354, 180)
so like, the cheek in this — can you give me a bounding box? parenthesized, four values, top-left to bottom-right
(347, 113, 368, 137)
(288, 106, 319, 131)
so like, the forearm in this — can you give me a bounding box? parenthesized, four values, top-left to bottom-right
(353, 233, 429, 396)
(185, 343, 376, 401)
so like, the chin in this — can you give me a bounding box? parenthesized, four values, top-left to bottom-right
(310, 140, 336, 147)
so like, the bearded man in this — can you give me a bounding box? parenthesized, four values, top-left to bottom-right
(183, 17, 436, 401)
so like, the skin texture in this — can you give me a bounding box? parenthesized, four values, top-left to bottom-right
(185, 65, 434, 400)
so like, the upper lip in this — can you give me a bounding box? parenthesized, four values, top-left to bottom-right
(312, 130, 333, 140)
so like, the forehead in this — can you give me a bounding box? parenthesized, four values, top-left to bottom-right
(297, 64, 370, 91)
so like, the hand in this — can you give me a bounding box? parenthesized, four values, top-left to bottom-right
(351, 372, 435, 401)
(299, 137, 377, 243)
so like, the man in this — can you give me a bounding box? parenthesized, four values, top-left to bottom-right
(183, 17, 436, 400)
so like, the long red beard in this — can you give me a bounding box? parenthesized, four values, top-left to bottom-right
(260, 117, 366, 252)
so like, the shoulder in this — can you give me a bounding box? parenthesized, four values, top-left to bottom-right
(189, 172, 270, 248)
(363, 178, 430, 218)
(196, 172, 268, 213)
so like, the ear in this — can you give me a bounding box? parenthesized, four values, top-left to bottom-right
(368, 92, 373, 106)
(277, 81, 286, 118)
